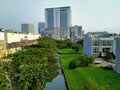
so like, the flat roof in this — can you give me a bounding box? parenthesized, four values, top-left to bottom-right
(45, 6, 70, 10)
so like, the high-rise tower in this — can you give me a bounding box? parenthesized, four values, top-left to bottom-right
(45, 6, 71, 39)
(45, 6, 71, 28)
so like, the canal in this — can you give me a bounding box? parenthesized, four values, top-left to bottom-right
(44, 53, 67, 90)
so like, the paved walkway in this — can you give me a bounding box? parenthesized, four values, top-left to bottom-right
(95, 58, 115, 67)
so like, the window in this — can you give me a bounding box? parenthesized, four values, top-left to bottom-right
(102, 41, 112, 46)
(93, 47, 99, 53)
(93, 41, 100, 46)
(107, 41, 112, 46)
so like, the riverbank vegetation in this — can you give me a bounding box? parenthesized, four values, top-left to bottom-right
(0, 37, 58, 90)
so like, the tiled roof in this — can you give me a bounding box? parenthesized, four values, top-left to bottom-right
(7, 40, 37, 49)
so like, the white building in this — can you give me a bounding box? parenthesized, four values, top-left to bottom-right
(83, 32, 120, 73)
(0, 31, 40, 43)
(0, 30, 40, 58)
(83, 34, 116, 57)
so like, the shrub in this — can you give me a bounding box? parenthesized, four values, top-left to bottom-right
(69, 58, 80, 69)
(69, 54, 95, 69)
(84, 77, 110, 90)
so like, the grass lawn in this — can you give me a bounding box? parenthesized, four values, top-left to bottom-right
(59, 49, 120, 90)
(58, 48, 76, 54)
(58, 48, 82, 54)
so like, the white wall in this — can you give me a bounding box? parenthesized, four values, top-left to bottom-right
(0, 32, 5, 40)
(0, 32, 40, 43)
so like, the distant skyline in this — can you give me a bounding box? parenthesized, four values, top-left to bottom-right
(0, 0, 120, 33)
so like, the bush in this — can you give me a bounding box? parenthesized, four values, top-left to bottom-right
(69, 58, 80, 69)
(72, 44, 82, 53)
(69, 54, 95, 69)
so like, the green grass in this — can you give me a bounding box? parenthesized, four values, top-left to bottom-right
(58, 48, 82, 54)
(58, 48, 75, 54)
(59, 48, 120, 90)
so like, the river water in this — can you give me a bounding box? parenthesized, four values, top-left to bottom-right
(44, 54, 67, 90)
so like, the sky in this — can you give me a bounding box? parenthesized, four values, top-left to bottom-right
(0, 0, 120, 33)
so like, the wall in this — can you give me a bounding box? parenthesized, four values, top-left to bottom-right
(0, 40, 6, 58)
(83, 35, 92, 56)
(0, 32, 40, 43)
(0, 32, 5, 40)
(115, 38, 120, 73)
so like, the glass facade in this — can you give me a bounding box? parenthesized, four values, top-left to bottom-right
(47, 9, 54, 28)
(60, 8, 67, 27)
(38, 22, 45, 34)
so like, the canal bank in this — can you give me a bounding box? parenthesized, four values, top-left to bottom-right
(44, 53, 67, 90)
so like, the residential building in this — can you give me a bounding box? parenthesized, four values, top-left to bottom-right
(45, 6, 71, 39)
(21, 23, 34, 33)
(38, 22, 45, 36)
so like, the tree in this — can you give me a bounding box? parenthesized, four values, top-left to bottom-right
(72, 44, 82, 53)
(76, 39, 83, 46)
(64, 39, 73, 47)
(10, 37, 58, 90)
(55, 40, 66, 49)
